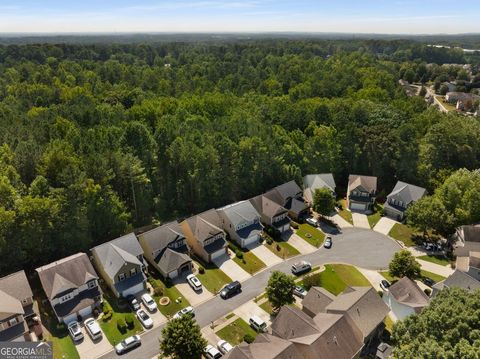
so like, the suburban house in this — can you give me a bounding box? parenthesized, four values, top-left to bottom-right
(91, 233, 147, 298)
(454, 223, 480, 256)
(138, 221, 192, 279)
(224, 333, 304, 359)
(347, 175, 377, 212)
(301, 286, 335, 317)
(271, 306, 364, 359)
(249, 195, 291, 234)
(445, 91, 479, 104)
(455, 251, 480, 281)
(382, 277, 429, 321)
(0, 270, 36, 341)
(376, 343, 393, 359)
(264, 180, 310, 221)
(432, 269, 480, 295)
(303, 173, 336, 205)
(383, 181, 426, 221)
(217, 201, 264, 248)
(36, 253, 102, 324)
(180, 209, 228, 263)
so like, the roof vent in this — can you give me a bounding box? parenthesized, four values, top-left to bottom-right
(333, 335, 338, 345)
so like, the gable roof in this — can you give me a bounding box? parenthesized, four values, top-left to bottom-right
(388, 277, 429, 309)
(0, 290, 24, 321)
(36, 253, 98, 300)
(273, 181, 303, 202)
(303, 174, 336, 193)
(348, 175, 377, 194)
(225, 334, 303, 359)
(386, 181, 426, 205)
(433, 270, 480, 292)
(138, 221, 185, 256)
(0, 270, 33, 303)
(217, 201, 261, 229)
(250, 195, 288, 219)
(302, 286, 335, 317)
(185, 209, 224, 242)
(461, 224, 480, 243)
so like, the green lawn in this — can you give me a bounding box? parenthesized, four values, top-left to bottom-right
(147, 273, 191, 317)
(216, 318, 257, 345)
(194, 260, 231, 294)
(264, 240, 300, 259)
(296, 223, 325, 247)
(418, 255, 451, 266)
(367, 203, 384, 228)
(388, 223, 416, 247)
(259, 300, 273, 315)
(379, 271, 396, 282)
(380, 270, 445, 283)
(233, 251, 266, 274)
(337, 199, 353, 224)
(330, 264, 371, 287)
(49, 332, 79, 359)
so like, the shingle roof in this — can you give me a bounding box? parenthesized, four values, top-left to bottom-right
(250, 195, 287, 219)
(225, 334, 303, 359)
(388, 277, 429, 309)
(303, 174, 336, 199)
(185, 209, 224, 243)
(0, 290, 24, 321)
(157, 248, 191, 274)
(386, 181, 426, 205)
(217, 201, 261, 229)
(348, 175, 377, 194)
(138, 221, 185, 256)
(433, 270, 480, 292)
(273, 181, 303, 202)
(302, 287, 335, 317)
(36, 253, 99, 300)
(0, 270, 33, 303)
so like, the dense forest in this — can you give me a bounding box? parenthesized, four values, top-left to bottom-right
(1, 39, 480, 275)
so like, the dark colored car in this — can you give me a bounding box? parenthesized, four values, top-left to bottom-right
(126, 295, 141, 311)
(220, 281, 242, 299)
(422, 278, 435, 287)
(380, 280, 391, 291)
(323, 237, 332, 249)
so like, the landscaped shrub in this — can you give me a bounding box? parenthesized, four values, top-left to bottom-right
(102, 311, 112, 321)
(102, 301, 112, 314)
(125, 314, 134, 329)
(154, 286, 164, 296)
(117, 318, 127, 333)
(236, 250, 244, 259)
(290, 221, 299, 229)
(199, 266, 205, 274)
(244, 334, 255, 343)
(266, 237, 273, 245)
(302, 273, 321, 290)
(424, 288, 432, 296)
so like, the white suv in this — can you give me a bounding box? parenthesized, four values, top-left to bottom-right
(306, 217, 319, 227)
(141, 293, 158, 312)
(186, 274, 202, 291)
(84, 318, 102, 341)
(67, 321, 83, 342)
(205, 344, 222, 359)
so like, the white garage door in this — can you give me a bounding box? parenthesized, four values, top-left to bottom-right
(62, 312, 78, 324)
(168, 270, 178, 279)
(242, 234, 260, 248)
(121, 282, 145, 297)
(350, 202, 366, 211)
(78, 306, 92, 318)
(210, 249, 225, 261)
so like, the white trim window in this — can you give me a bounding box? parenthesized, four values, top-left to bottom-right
(8, 317, 18, 326)
(130, 268, 137, 276)
(87, 280, 97, 289)
(118, 273, 126, 281)
(59, 292, 74, 303)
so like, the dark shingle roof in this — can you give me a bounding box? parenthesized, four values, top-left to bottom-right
(433, 270, 480, 292)
(386, 181, 426, 206)
(250, 195, 287, 219)
(225, 333, 303, 359)
(0, 270, 33, 303)
(388, 277, 429, 309)
(156, 248, 191, 274)
(138, 221, 185, 256)
(185, 209, 224, 243)
(302, 287, 335, 317)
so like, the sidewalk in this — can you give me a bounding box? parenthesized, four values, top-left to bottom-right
(417, 259, 454, 277)
(356, 267, 386, 291)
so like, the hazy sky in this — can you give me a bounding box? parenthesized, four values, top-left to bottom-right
(0, 0, 478, 34)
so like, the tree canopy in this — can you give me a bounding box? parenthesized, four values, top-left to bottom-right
(389, 250, 421, 279)
(266, 271, 296, 312)
(312, 188, 336, 216)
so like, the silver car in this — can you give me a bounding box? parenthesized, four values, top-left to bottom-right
(136, 309, 153, 329)
(67, 321, 83, 342)
(173, 306, 195, 319)
(115, 335, 141, 354)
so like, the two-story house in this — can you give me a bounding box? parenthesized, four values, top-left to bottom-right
(217, 201, 264, 248)
(383, 277, 429, 321)
(138, 221, 192, 279)
(383, 181, 426, 221)
(347, 175, 377, 213)
(249, 195, 291, 234)
(264, 180, 310, 221)
(36, 253, 102, 324)
(91, 233, 147, 298)
(0, 270, 36, 341)
(180, 209, 228, 263)
(303, 173, 336, 206)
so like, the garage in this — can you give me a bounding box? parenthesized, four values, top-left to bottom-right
(210, 248, 226, 261)
(350, 202, 367, 211)
(120, 282, 145, 297)
(62, 312, 78, 324)
(242, 234, 260, 248)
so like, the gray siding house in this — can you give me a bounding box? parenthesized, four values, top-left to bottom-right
(347, 175, 377, 213)
(383, 181, 426, 221)
(264, 181, 310, 221)
(303, 173, 336, 205)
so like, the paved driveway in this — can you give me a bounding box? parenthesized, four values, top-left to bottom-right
(173, 276, 214, 306)
(213, 254, 251, 282)
(234, 301, 272, 327)
(246, 242, 282, 266)
(75, 319, 112, 359)
(286, 233, 317, 254)
(417, 259, 454, 277)
(328, 213, 353, 228)
(374, 217, 398, 235)
(356, 267, 387, 291)
(352, 213, 370, 229)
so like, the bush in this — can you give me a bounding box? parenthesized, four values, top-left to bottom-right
(117, 318, 127, 333)
(199, 266, 205, 274)
(290, 221, 299, 229)
(244, 334, 255, 344)
(102, 311, 112, 321)
(377, 290, 384, 298)
(154, 286, 164, 296)
(276, 244, 281, 252)
(302, 273, 321, 290)
(236, 250, 244, 259)
(259, 236, 265, 244)
(424, 288, 432, 296)
(125, 314, 134, 329)
(102, 301, 112, 315)
(266, 237, 273, 245)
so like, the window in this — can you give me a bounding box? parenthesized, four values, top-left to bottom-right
(60, 292, 74, 303)
(130, 268, 136, 276)
(118, 273, 126, 281)
(88, 280, 97, 289)
(8, 317, 18, 326)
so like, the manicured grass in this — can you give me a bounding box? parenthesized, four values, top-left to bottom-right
(388, 223, 416, 247)
(296, 223, 325, 247)
(418, 255, 451, 266)
(421, 270, 446, 283)
(264, 240, 300, 259)
(259, 300, 273, 315)
(148, 273, 191, 317)
(216, 318, 257, 345)
(233, 251, 266, 274)
(329, 264, 371, 287)
(49, 332, 80, 359)
(254, 292, 267, 303)
(380, 271, 396, 282)
(367, 203, 384, 228)
(225, 312, 235, 320)
(194, 260, 232, 294)
(337, 199, 353, 224)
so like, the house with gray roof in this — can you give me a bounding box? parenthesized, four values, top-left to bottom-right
(91, 233, 147, 298)
(36, 253, 102, 323)
(264, 180, 310, 221)
(347, 175, 377, 213)
(249, 195, 291, 234)
(224, 333, 304, 359)
(0, 270, 36, 341)
(138, 221, 192, 279)
(303, 173, 336, 205)
(454, 223, 480, 257)
(217, 201, 264, 248)
(383, 181, 426, 221)
(301, 286, 335, 317)
(383, 277, 429, 321)
(432, 269, 480, 295)
(180, 209, 228, 263)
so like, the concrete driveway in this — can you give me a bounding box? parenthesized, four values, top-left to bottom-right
(173, 276, 214, 306)
(374, 217, 398, 235)
(213, 254, 251, 282)
(138, 299, 167, 326)
(75, 319, 112, 359)
(352, 213, 370, 229)
(328, 213, 353, 229)
(356, 267, 387, 291)
(234, 300, 272, 327)
(285, 233, 316, 254)
(246, 242, 282, 267)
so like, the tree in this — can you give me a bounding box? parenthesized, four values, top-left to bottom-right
(266, 271, 295, 312)
(392, 288, 480, 358)
(312, 188, 335, 217)
(406, 196, 452, 237)
(389, 250, 421, 279)
(159, 314, 207, 359)
(419, 86, 427, 97)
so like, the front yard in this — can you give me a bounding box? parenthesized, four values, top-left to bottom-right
(216, 318, 257, 345)
(380, 270, 445, 283)
(229, 242, 266, 275)
(336, 199, 353, 224)
(147, 272, 191, 317)
(367, 203, 384, 228)
(418, 255, 451, 266)
(388, 223, 417, 247)
(296, 223, 325, 247)
(264, 238, 300, 259)
(194, 260, 232, 294)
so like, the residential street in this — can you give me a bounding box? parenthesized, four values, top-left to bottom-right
(97, 228, 401, 359)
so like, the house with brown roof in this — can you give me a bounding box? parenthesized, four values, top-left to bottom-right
(347, 175, 377, 213)
(264, 181, 310, 221)
(138, 221, 192, 279)
(382, 277, 429, 321)
(301, 286, 335, 317)
(224, 333, 304, 359)
(249, 195, 291, 234)
(0, 270, 36, 341)
(36, 253, 102, 324)
(180, 209, 228, 263)
(454, 223, 480, 257)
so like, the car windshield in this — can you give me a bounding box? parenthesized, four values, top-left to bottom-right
(140, 311, 148, 320)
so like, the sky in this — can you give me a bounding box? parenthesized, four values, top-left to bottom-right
(0, 0, 479, 34)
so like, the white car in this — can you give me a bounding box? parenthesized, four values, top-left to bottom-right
(115, 335, 141, 354)
(67, 321, 83, 342)
(205, 344, 222, 359)
(84, 318, 102, 340)
(186, 274, 202, 291)
(306, 217, 319, 227)
(249, 315, 267, 332)
(217, 339, 233, 354)
(173, 306, 195, 319)
(141, 293, 158, 312)
(136, 309, 153, 329)
(291, 261, 312, 275)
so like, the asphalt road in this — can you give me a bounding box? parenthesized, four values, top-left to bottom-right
(99, 228, 400, 359)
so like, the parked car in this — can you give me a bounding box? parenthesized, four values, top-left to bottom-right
(249, 315, 267, 332)
(306, 217, 319, 227)
(323, 236, 332, 249)
(115, 335, 141, 355)
(217, 339, 233, 354)
(291, 261, 312, 275)
(84, 318, 102, 340)
(126, 295, 141, 311)
(141, 293, 158, 312)
(173, 306, 195, 319)
(380, 280, 391, 291)
(220, 281, 242, 299)
(186, 274, 202, 291)
(67, 321, 83, 342)
(205, 344, 223, 359)
(136, 309, 153, 329)
(293, 285, 308, 298)
(422, 278, 435, 287)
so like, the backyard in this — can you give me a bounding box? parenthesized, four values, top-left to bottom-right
(296, 223, 325, 247)
(193, 260, 232, 294)
(336, 199, 353, 224)
(216, 318, 257, 345)
(147, 272, 191, 317)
